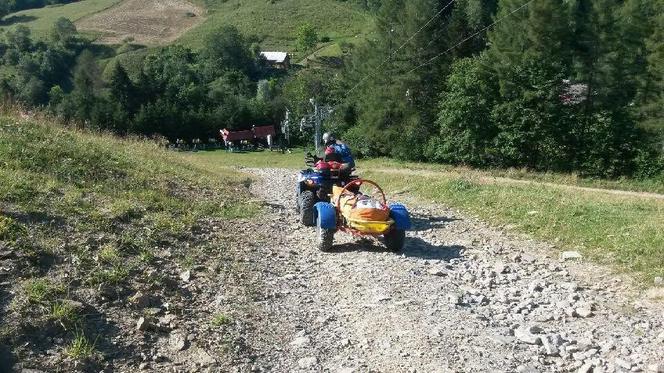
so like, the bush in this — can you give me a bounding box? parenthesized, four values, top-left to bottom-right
(427, 58, 498, 166)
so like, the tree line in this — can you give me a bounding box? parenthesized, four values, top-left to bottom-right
(0, 20, 289, 141)
(330, 0, 663, 177)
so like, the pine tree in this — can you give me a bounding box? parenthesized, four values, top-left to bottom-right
(343, 0, 481, 160)
(487, 0, 577, 170)
(639, 0, 664, 139)
(428, 57, 498, 165)
(71, 51, 101, 123)
(108, 62, 135, 113)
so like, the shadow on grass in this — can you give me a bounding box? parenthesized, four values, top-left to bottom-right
(3, 210, 67, 229)
(87, 43, 117, 59)
(0, 342, 14, 373)
(0, 15, 37, 26)
(330, 237, 465, 261)
(0, 286, 16, 372)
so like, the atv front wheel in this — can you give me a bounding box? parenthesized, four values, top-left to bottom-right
(299, 190, 316, 226)
(384, 229, 406, 252)
(318, 225, 335, 252)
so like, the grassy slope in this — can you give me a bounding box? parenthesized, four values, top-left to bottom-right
(0, 115, 255, 368)
(0, 0, 121, 38)
(181, 0, 372, 54)
(192, 150, 664, 281)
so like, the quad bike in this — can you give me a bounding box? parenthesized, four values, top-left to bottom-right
(312, 179, 412, 252)
(296, 152, 357, 227)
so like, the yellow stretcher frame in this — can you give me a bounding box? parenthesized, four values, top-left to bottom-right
(347, 218, 395, 235)
(334, 179, 395, 236)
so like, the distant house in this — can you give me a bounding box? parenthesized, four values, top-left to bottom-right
(560, 79, 589, 105)
(260, 51, 291, 69)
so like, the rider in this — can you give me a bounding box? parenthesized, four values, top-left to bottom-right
(322, 132, 355, 174)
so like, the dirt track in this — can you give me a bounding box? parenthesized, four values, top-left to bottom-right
(222, 168, 663, 373)
(371, 168, 664, 200)
(76, 0, 204, 45)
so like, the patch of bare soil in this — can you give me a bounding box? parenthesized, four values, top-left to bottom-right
(76, 0, 204, 45)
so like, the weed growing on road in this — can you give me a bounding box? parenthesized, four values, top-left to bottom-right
(212, 313, 231, 327)
(23, 278, 64, 305)
(49, 301, 80, 325)
(66, 332, 97, 360)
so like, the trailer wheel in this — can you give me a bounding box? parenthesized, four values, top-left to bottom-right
(299, 191, 316, 226)
(384, 229, 406, 252)
(315, 202, 336, 251)
(318, 225, 335, 252)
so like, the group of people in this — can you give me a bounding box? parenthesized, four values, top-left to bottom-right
(170, 138, 220, 151)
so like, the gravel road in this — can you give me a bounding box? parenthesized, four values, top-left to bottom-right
(226, 168, 663, 373)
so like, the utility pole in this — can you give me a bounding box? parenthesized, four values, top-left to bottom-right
(310, 98, 321, 154)
(281, 109, 290, 145)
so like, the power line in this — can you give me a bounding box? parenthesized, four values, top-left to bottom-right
(344, 0, 456, 97)
(403, 0, 537, 76)
(322, 0, 537, 128)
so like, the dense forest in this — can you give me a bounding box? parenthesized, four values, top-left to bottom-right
(333, 0, 664, 178)
(0, 21, 285, 140)
(0, 0, 662, 178)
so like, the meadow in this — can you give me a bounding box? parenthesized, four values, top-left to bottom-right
(180, 0, 372, 55)
(0, 0, 121, 38)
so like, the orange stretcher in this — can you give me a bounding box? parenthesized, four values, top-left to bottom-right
(332, 184, 393, 234)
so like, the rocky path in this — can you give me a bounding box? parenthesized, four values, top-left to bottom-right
(228, 168, 663, 373)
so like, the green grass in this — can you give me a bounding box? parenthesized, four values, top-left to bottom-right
(0, 113, 257, 279)
(365, 170, 664, 281)
(312, 43, 343, 58)
(191, 150, 664, 281)
(181, 0, 373, 55)
(362, 158, 664, 195)
(0, 0, 121, 39)
(23, 278, 65, 305)
(0, 112, 257, 365)
(0, 215, 26, 240)
(188, 148, 307, 170)
(97, 243, 121, 264)
(66, 332, 97, 359)
(211, 313, 231, 327)
(50, 301, 80, 325)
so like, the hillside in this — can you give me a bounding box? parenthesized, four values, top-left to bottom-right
(76, 0, 206, 45)
(0, 0, 121, 38)
(179, 0, 372, 52)
(1, 0, 373, 55)
(0, 113, 257, 371)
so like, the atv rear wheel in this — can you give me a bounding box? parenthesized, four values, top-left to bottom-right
(299, 190, 316, 226)
(318, 225, 335, 252)
(384, 229, 406, 252)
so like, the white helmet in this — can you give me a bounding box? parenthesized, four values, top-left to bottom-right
(322, 132, 336, 145)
